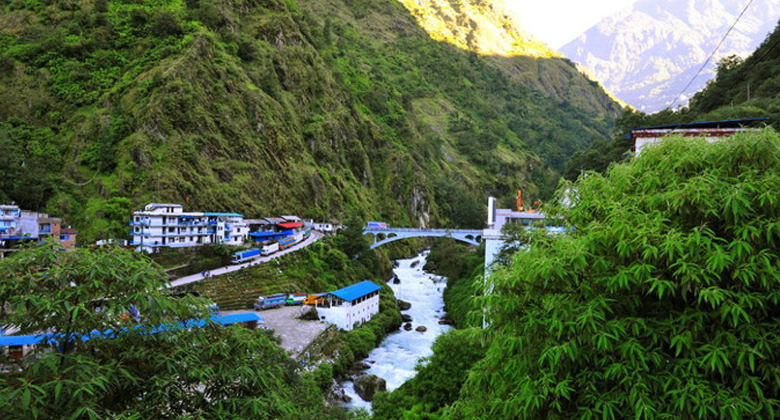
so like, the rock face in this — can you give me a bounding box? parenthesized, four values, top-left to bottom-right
(416, 326, 427, 332)
(560, 0, 780, 112)
(353, 374, 386, 401)
(398, 300, 412, 311)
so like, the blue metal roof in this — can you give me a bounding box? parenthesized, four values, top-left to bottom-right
(0, 333, 51, 346)
(629, 117, 770, 132)
(0, 313, 264, 347)
(329, 281, 382, 302)
(203, 212, 244, 217)
(248, 230, 292, 238)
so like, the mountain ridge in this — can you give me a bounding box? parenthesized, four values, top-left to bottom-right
(561, 0, 780, 112)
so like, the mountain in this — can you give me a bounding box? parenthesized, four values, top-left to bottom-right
(563, 17, 780, 180)
(0, 0, 620, 242)
(561, 0, 780, 112)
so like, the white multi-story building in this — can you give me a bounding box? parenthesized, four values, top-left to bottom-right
(130, 203, 247, 253)
(312, 281, 381, 331)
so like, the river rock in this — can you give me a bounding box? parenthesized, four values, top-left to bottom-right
(393, 261, 400, 268)
(415, 326, 427, 332)
(353, 374, 386, 401)
(410, 260, 420, 268)
(403, 322, 413, 331)
(354, 362, 370, 370)
(326, 380, 352, 404)
(393, 276, 401, 284)
(401, 314, 412, 322)
(397, 300, 411, 310)
(438, 317, 454, 325)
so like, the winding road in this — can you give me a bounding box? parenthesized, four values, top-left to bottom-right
(167, 231, 324, 288)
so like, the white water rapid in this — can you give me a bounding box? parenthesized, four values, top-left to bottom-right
(341, 250, 452, 410)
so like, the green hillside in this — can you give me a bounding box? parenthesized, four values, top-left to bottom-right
(0, 0, 620, 242)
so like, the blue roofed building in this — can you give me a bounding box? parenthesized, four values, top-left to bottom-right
(1, 312, 264, 361)
(312, 281, 382, 331)
(130, 203, 248, 253)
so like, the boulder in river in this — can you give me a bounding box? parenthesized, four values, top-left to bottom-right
(438, 317, 454, 325)
(393, 276, 401, 284)
(326, 380, 352, 404)
(397, 300, 411, 310)
(354, 374, 386, 401)
(401, 314, 412, 322)
(410, 260, 420, 268)
(415, 326, 427, 333)
(403, 322, 413, 331)
(392, 261, 400, 268)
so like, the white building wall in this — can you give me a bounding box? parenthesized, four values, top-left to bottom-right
(131, 204, 246, 252)
(316, 293, 380, 331)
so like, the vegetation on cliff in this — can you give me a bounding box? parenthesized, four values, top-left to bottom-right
(0, 0, 619, 242)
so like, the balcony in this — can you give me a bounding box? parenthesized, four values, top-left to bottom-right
(129, 220, 151, 226)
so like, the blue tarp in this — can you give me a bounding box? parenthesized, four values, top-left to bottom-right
(329, 281, 382, 302)
(0, 313, 264, 347)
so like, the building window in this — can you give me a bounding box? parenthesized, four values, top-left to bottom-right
(59, 234, 70, 241)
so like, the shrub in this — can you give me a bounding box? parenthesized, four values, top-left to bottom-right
(452, 129, 780, 419)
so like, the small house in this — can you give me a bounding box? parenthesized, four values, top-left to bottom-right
(312, 281, 381, 331)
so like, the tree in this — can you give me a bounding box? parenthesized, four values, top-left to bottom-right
(449, 130, 780, 419)
(0, 242, 334, 419)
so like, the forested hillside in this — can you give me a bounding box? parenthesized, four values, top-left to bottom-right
(0, 0, 620, 241)
(565, 18, 780, 179)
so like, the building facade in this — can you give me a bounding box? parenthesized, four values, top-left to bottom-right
(130, 203, 247, 253)
(482, 197, 564, 272)
(630, 118, 768, 156)
(0, 205, 78, 256)
(313, 281, 381, 331)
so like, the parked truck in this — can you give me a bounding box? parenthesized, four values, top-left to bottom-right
(278, 237, 297, 250)
(261, 242, 279, 256)
(253, 293, 287, 310)
(285, 293, 307, 305)
(231, 248, 262, 264)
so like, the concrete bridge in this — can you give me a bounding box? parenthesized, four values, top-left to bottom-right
(363, 227, 483, 249)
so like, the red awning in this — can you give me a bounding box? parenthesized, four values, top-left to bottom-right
(277, 222, 303, 229)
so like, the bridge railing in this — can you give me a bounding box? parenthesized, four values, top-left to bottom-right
(363, 227, 482, 234)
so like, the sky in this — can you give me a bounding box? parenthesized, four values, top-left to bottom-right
(504, 0, 639, 49)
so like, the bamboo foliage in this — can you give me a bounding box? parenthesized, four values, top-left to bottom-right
(449, 129, 780, 419)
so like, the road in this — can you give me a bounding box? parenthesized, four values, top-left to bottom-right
(167, 231, 324, 288)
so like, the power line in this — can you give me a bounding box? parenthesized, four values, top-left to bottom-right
(668, 0, 755, 109)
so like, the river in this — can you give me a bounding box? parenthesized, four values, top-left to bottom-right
(340, 250, 452, 410)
